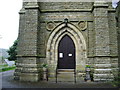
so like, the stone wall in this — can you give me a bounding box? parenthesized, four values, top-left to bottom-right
(14, 1, 119, 82)
(39, 2, 93, 79)
(14, 2, 42, 82)
(116, 1, 120, 76)
(39, 2, 93, 10)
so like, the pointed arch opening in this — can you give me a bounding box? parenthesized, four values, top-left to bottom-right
(46, 22, 87, 77)
(58, 35, 76, 69)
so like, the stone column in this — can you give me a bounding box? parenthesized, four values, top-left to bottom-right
(93, 1, 113, 81)
(14, 2, 41, 82)
(14, 6, 25, 80)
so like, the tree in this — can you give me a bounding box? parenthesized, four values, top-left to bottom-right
(7, 40, 18, 61)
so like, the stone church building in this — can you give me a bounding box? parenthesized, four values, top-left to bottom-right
(14, 1, 119, 82)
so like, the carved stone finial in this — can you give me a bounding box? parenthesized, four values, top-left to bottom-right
(64, 18, 68, 26)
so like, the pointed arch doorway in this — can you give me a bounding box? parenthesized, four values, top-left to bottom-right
(46, 23, 87, 78)
(58, 35, 76, 69)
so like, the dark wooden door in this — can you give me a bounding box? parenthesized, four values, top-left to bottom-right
(58, 35, 75, 69)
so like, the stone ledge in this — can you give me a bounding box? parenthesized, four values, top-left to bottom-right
(94, 79, 113, 81)
(21, 68, 42, 73)
(19, 8, 26, 14)
(94, 74, 114, 79)
(40, 9, 92, 12)
(16, 63, 40, 67)
(95, 64, 111, 68)
(17, 55, 46, 58)
(94, 69, 112, 74)
(93, 2, 108, 7)
(94, 74, 113, 76)
(108, 9, 116, 12)
(24, 2, 40, 10)
(95, 69, 112, 71)
(87, 56, 118, 58)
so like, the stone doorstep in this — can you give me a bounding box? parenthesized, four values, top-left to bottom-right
(57, 69, 75, 74)
(56, 72, 76, 82)
(57, 69, 75, 72)
(57, 72, 75, 74)
(48, 76, 86, 83)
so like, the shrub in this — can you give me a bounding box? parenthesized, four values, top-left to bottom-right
(86, 65, 91, 68)
(111, 71, 120, 88)
(42, 63, 48, 68)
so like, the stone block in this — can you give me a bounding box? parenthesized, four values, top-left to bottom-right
(95, 64, 111, 68)
(94, 69, 112, 74)
(20, 73, 40, 82)
(94, 74, 114, 81)
(21, 67, 40, 73)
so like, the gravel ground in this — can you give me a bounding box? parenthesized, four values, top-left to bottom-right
(1, 70, 118, 89)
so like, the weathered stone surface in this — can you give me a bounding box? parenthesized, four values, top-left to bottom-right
(14, 1, 119, 82)
(94, 74, 114, 82)
(39, 2, 93, 10)
(116, 1, 120, 78)
(20, 73, 40, 82)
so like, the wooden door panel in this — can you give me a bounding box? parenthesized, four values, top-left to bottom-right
(58, 35, 75, 69)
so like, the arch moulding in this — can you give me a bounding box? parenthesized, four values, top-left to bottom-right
(46, 22, 87, 76)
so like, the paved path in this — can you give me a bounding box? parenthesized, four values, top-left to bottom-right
(1, 70, 118, 89)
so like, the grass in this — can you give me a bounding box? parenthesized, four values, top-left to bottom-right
(0, 64, 8, 68)
(0, 64, 16, 72)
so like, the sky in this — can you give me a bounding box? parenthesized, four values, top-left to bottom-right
(0, 0, 23, 49)
(0, 0, 119, 49)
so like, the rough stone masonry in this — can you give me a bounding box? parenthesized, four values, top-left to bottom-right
(14, 1, 119, 82)
(116, 1, 120, 82)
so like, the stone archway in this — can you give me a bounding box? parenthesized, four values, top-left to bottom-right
(46, 22, 87, 77)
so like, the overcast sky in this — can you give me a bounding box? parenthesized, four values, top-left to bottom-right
(0, 0, 23, 49)
(0, 0, 119, 49)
